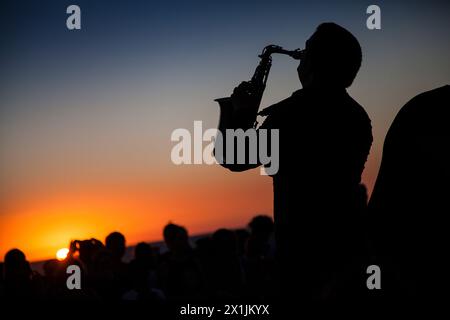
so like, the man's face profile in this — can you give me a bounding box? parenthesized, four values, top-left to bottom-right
(297, 38, 314, 88)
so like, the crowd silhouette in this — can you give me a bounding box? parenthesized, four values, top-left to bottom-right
(0, 215, 281, 303)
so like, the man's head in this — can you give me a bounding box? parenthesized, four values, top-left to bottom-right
(163, 223, 190, 252)
(298, 23, 362, 89)
(3, 249, 31, 280)
(248, 215, 274, 241)
(105, 231, 126, 261)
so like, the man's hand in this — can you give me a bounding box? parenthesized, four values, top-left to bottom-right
(230, 81, 260, 127)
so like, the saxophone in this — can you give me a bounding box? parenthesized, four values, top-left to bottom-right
(215, 45, 303, 131)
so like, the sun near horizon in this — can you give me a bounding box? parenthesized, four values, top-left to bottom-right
(56, 248, 69, 261)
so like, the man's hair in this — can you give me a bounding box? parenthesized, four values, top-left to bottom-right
(105, 231, 125, 248)
(163, 223, 188, 242)
(308, 23, 362, 88)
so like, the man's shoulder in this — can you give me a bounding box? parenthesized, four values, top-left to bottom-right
(343, 92, 371, 124)
(257, 88, 372, 130)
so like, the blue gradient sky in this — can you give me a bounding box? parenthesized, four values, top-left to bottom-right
(1, 0, 449, 260)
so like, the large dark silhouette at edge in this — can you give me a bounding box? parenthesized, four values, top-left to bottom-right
(218, 22, 373, 302)
(369, 85, 450, 299)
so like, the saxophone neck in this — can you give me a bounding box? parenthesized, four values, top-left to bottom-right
(251, 44, 303, 86)
(251, 52, 272, 87)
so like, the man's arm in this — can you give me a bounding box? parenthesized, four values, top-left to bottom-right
(214, 82, 279, 173)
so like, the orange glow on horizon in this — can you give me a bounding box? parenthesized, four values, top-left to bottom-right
(0, 169, 273, 262)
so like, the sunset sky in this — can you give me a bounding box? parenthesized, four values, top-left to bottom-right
(1, 0, 449, 261)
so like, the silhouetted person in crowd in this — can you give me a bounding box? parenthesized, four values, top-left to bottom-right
(369, 85, 450, 299)
(2, 249, 42, 299)
(246, 215, 275, 259)
(41, 259, 67, 299)
(235, 228, 250, 257)
(159, 223, 204, 301)
(124, 242, 163, 301)
(218, 23, 373, 301)
(65, 238, 107, 300)
(134, 242, 157, 269)
(244, 216, 278, 300)
(104, 232, 129, 300)
(206, 229, 244, 299)
(105, 232, 126, 263)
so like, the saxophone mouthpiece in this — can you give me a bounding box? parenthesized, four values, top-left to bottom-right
(289, 49, 305, 60)
(259, 45, 304, 60)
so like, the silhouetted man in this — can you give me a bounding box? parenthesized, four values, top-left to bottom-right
(218, 23, 373, 301)
(369, 85, 450, 299)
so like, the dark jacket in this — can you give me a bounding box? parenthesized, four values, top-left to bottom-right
(220, 87, 372, 265)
